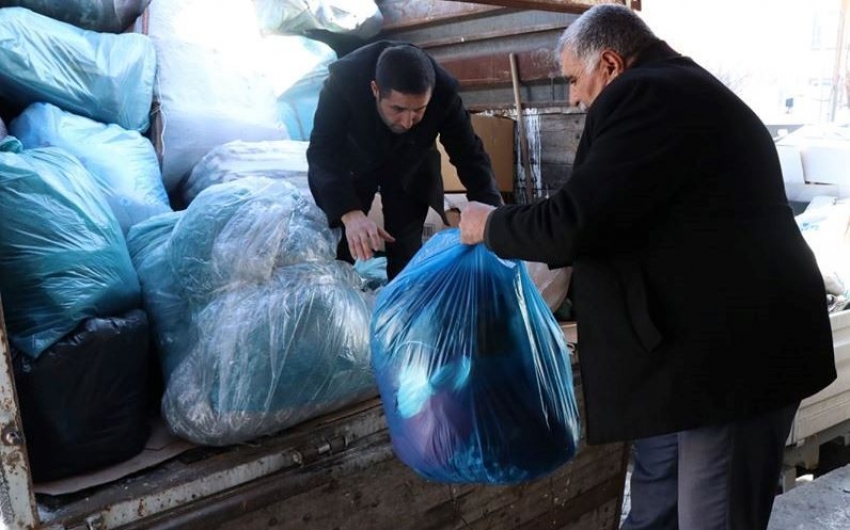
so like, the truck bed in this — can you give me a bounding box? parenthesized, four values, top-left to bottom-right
(28, 326, 628, 530)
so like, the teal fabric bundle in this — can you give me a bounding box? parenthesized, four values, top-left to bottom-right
(0, 144, 140, 358)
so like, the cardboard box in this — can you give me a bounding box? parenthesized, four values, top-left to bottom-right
(438, 114, 515, 193)
(367, 193, 451, 250)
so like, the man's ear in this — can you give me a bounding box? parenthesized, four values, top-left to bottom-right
(600, 49, 626, 78)
(370, 80, 380, 99)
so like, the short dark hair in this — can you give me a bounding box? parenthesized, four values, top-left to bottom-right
(375, 45, 436, 98)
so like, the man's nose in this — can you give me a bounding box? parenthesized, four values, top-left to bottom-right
(400, 112, 414, 129)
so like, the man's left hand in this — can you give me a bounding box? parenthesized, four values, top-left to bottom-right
(459, 201, 496, 245)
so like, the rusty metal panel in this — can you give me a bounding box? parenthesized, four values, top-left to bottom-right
(380, 0, 508, 31)
(442, 0, 621, 13)
(379, 3, 579, 109)
(0, 302, 39, 530)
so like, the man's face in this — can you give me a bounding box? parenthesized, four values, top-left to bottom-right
(371, 81, 431, 134)
(560, 49, 619, 111)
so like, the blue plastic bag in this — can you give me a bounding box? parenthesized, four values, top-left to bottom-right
(11, 102, 171, 234)
(371, 229, 580, 484)
(0, 8, 155, 132)
(0, 144, 141, 358)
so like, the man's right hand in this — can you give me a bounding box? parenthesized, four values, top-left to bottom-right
(341, 210, 396, 262)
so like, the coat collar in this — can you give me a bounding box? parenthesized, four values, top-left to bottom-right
(628, 40, 682, 69)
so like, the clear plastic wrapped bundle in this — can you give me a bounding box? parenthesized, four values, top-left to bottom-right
(170, 177, 337, 303)
(130, 176, 375, 445)
(180, 140, 311, 205)
(162, 262, 375, 446)
(371, 229, 580, 484)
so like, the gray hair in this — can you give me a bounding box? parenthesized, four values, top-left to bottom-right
(556, 4, 657, 74)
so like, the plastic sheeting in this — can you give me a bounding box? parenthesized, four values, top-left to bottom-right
(180, 140, 310, 205)
(11, 102, 171, 234)
(0, 144, 141, 358)
(371, 229, 580, 484)
(0, 8, 156, 132)
(130, 177, 375, 445)
(254, 0, 383, 38)
(143, 0, 287, 190)
(163, 262, 376, 445)
(0, 0, 152, 33)
(261, 35, 336, 141)
(170, 177, 336, 303)
(127, 212, 193, 380)
(12, 310, 151, 482)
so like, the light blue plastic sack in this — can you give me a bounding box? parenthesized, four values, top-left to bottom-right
(273, 36, 336, 140)
(11, 103, 171, 234)
(0, 0, 152, 33)
(0, 7, 156, 132)
(126, 211, 193, 381)
(371, 229, 580, 484)
(0, 144, 141, 358)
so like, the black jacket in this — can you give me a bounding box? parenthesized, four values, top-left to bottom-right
(484, 41, 836, 444)
(307, 41, 502, 226)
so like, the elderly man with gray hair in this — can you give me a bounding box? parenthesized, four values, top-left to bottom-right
(460, 4, 836, 530)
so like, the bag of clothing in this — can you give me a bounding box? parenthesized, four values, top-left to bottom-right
(253, 0, 383, 38)
(0, 7, 155, 131)
(0, 142, 141, 358)
(11, 102, 171, 234)
(0, 0, 151, 33)
(127, 212, 194, 381)
(13, 310, 151, 482)
(180, 140, 310, 205)
(371, 229, 580, 484)
(162, 262, 376, 446)
(144, 177, 375, 445)
(170, 178, 337, 303)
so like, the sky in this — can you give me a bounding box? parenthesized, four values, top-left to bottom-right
(638, 0, 846, 125)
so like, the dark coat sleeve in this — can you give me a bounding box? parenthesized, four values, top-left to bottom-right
(307, 74, 363, 227)
(485, 75, 701, 266)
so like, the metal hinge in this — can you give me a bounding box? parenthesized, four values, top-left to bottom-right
(289, 435, 348, 466)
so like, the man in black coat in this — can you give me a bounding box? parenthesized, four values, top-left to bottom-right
(459, 5, 836, 530)
(307, 41, 503, 279)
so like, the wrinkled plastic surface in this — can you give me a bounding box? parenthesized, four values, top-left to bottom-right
(129, 177, 376, 445)
(0, 145, 141, 358)
(0, 8, 156, 132)
(144, 0, 286, 190)
(254, 0, 383, 38)
(163, 262, 376, 445)
(371, 229, 580, 484)
(180, 140, 310, 205)
(127, 212, 193, 380)
(171, 177, 337, 303)
(12, 309, 151, 482)
(0, 0, 152, 33)
(355, 257, 388, 291)
(262, 35, 336, 140)
(11, 102, 171, 234)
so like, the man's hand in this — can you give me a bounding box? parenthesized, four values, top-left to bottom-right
(341, 210, 396, 261)
(459, 201, 496, 245)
